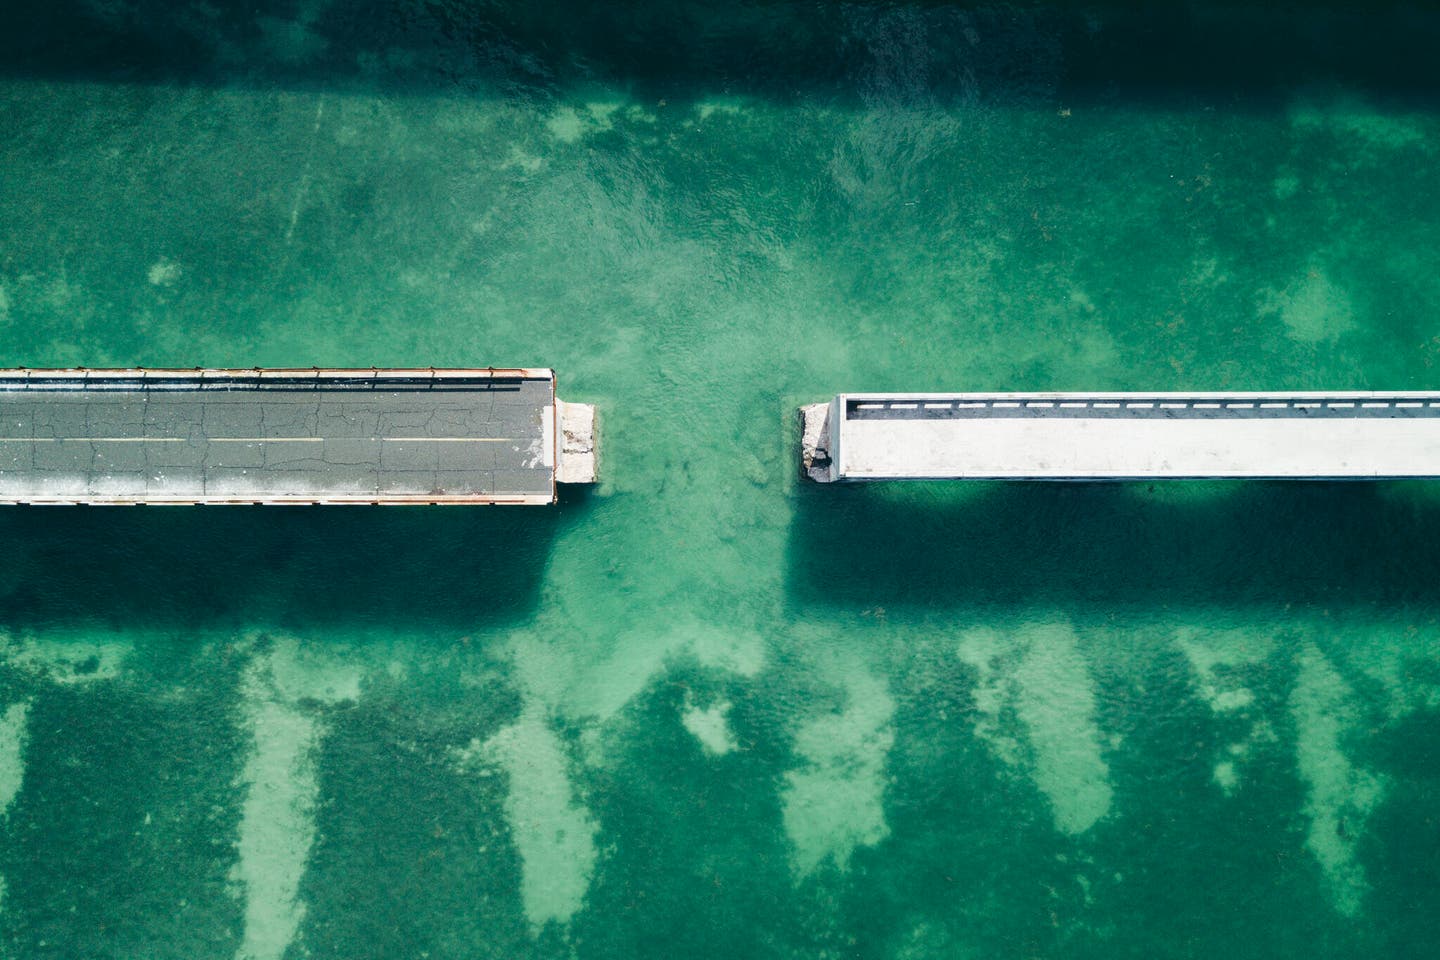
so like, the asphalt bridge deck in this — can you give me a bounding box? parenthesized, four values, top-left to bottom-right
(0, 369, 558, 504)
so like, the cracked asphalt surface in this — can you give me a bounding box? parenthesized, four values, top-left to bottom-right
(0, 373, 555, 503)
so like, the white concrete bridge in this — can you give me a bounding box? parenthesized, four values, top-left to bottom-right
(800, 392, 1440, 481)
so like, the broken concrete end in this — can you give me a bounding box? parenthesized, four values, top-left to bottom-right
(799, 402, 835, 482)
(556, 400, 598, 484)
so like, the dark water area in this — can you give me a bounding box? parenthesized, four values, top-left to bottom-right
(0, 501, 575, 630)
(2, 1, 1440, 958)
(6, 1, 1440, 105)
(788, 481, 1440, 609)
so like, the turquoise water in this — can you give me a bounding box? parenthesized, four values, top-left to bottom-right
(3, 2, 1440, 957)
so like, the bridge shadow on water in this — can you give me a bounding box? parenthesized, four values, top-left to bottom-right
(0, 487, 592, 633)
(786, 481, 1440, 613)
(1, 0, 1438, 108)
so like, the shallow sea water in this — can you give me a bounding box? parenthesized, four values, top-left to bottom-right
(2, 2, 1440, 957)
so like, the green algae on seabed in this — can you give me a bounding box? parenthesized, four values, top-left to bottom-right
(2, 1, 1440, 958)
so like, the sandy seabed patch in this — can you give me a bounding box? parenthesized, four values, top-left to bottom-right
(0, 701, 29, 816)
(0, 634, 130, 684)
(682, 695, 738, 756)
(232, 642, 360, 960)
(465, 700, 598, 931)
(1290, 644, 1384, 917)
(783, 653, 894, 878)
(955, 622, 1113, 834)
(1011, 623, 1113, 835)
(0, 700, 30, 912)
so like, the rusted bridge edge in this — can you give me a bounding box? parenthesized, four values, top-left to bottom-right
(0, 366, 552, 384)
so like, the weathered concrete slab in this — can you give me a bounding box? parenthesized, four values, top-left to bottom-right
(555, 400, 598, 484)
(806, 392, 1440, 481)
(0, 369, 568, 504)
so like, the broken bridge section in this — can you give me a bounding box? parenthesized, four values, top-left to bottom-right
(801, 392, 1440, 481)
(0, 368, 597, 505)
